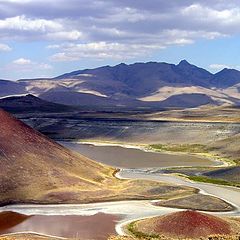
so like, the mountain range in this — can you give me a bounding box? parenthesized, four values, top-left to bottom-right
(1, 60, 240, 109)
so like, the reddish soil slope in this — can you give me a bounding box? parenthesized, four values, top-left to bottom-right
(134, 210, 235, 239)
(0, 109, 113, 204)
(155, 210, 231, 237)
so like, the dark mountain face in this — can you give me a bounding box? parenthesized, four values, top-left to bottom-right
(0, 80, 26, 97)
(175, 60, 213, 87)
(56, 60, 240, 91)
(55, 60, 216, 97)
(0, 94, 72, 113)
(210, 68, 240, 88)
(1, 60, 240, 109)
(40, 91, 120, 107)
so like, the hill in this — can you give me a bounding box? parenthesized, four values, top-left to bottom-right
(141, 105, 240, 123)
(0, 80, 26, 98)
(0, 94, 73, 113)
(39, 91, 215, 109)
(39, 91, 150, 108)
(0, 109, 195, 205)
(128, 210, 240, 239)
(156, 93, 216, 108)
(203, 166, 240, 183)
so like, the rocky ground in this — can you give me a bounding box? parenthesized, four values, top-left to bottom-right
(154, 194, 234, 212)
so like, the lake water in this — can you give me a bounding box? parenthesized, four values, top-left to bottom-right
(60, 141, 217, 168)
(0, 212, 120, 240)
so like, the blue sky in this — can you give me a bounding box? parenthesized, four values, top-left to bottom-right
(1, 0, 240, 80)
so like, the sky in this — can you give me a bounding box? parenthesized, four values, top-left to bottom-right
(1, 0, 240, 80)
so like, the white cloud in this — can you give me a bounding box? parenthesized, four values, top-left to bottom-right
(50, 41, 166, 62)
(46, 44, 59, 49)
(0, 15, 62, 32)
(38, 63, 53, 70)
(209, 64, 240, 71)
(2, 1, 240, 64)
(0, 0, 32, 2)
(182, 4, 239, 22)
(10, 57, 52, 72)
(50, 52, 79, 62)
(0, 43, 12, 51)
(0, 15, 84, 41)
(50, 28, 226, 62)
(181, 4, 240, 34)
(46, 30, 83, 41)
(0, 2, 237, 44)
(13, 58, 32, 65)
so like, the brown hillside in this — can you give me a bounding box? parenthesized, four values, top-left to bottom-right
(0, 109, 195, 205)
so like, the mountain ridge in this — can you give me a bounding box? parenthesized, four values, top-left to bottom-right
(1, 60, 240, 108)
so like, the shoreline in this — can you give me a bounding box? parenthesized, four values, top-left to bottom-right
(0, 232, 68, 239)
(1, 168, 239, 213)
(59, 139, 233, 168)
(143, 117, 240, 124)
(115, 169, 240, 236)
(1, 167, 240, 239)
(0, 140, 239, 239)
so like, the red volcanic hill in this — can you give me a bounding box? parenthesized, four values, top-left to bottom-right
(134, 210, 236, 239)
(0, 109, 192, 205)
(0, 109, 113, 205)
(155, 210, 231, 238)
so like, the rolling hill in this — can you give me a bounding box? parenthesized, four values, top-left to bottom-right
(39, 91, 215, 109)
(0, 94, 73, 113)
(39, 91, 147, 108)
(155, 93, 215, 108)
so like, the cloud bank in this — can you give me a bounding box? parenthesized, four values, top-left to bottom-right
(0, 0, 240, 62)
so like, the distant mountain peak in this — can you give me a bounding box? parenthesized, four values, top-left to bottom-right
(116, 63, 127, 67)
(25, 94, 37, 98)
(178, 59, 191, 66)
(221, 67, 238, 72)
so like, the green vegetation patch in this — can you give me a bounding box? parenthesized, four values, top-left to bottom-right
(149, 144, 210, 153)
(127, 221, 159, 240)
(149, 143, 237, 167)
(188, 176, 240, 188)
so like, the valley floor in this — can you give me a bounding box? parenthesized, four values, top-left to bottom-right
(1, 112, 240, 240)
